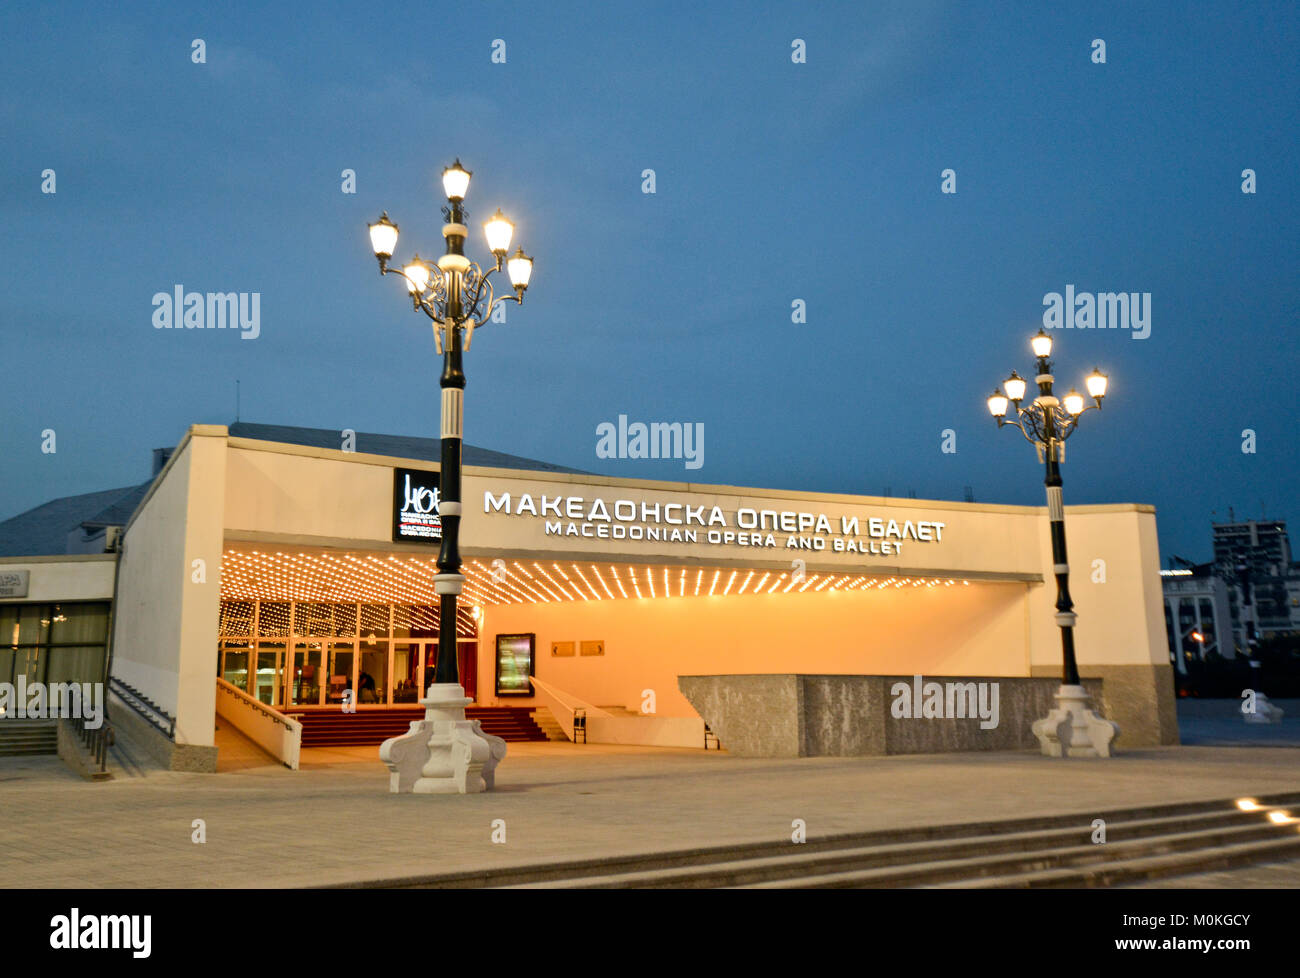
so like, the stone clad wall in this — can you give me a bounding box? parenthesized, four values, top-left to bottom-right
(677, 674, 804, 756)
(680, 674, 1108, 757)
(797, 676, 885, 755)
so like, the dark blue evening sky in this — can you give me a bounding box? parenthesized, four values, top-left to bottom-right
(2, 0, 1296, 562)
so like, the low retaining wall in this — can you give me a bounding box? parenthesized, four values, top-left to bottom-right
(678, 674, 1107, 757)
(109, 690, 217, 772)
(586, 715, 706, 748)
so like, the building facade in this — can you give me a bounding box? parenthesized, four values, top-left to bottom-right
(1160, 568, 1232, 674)
(1211, 519, 1298, 650)
(1, 422, 1179, 768)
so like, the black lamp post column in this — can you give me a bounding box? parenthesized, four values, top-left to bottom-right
(433, 202, 468, 686)
(1037, 355, 1081, 687)
(366, 160, 534, 793)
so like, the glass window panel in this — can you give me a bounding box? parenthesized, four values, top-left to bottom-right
(220, 601, 255, 636)
(392, 643, 420, 703)
(10, 606, 49, 647)
(0, 606, 19, 647)
(255, 643, 285, 706)
(455, 606, 476, 638)
(291, 643, 324, 706)
(258, 602, 291, 637)
(45, 646, 106, 686)
(360, 604, 391, 639)
(331, 603, 357, 638)
(222, 650, 249, 691)
(295, 603, 332, 637)
(215, 634, 248, 681)
(17, 649, 44, 685)
(394, 605, 437, 639)
(359, 641, 388, 705)
(48, 603, 109, 645)
(326, 644, 354, 704)
(392, 606, 413, 640)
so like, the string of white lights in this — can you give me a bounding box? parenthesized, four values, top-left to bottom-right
(220, 549, 974, 610)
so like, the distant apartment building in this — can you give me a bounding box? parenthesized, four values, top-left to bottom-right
(1212, 519, 1298, 647)
(1164, 519, 1300, 668)
(1161, 566, 1232, 674)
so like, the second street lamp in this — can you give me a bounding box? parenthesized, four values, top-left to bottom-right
(987, 330, 1120, 758)
(367, 159, 535, 794)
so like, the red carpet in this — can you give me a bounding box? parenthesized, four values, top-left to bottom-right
(291, 707, 549, 748)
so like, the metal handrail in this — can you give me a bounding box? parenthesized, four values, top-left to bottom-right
(215, 678, 299, 731)
(704, 724, 721, 750)
(60, 713, 112, 774)
(108, 676, 176, 739)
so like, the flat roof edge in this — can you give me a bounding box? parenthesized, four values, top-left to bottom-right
(223, 434, 1153, 515)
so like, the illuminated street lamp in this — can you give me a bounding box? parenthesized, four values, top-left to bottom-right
(366, 159, 535, 794)
(366, 160, 534, 687)
(987, 331, 1119, 757)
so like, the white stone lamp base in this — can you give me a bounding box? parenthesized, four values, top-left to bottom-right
(380, 683, 507, 794)
(1031, 684, 1120, 758)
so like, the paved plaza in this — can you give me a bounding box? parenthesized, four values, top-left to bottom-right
(3, 726, 1300, 888)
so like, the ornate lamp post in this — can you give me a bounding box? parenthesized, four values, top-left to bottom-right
(986, 330, 1120, 757)
(367, 160, 534, 794)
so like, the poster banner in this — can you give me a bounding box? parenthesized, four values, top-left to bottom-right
(495, 633, 535, 696)
(393, 468, 442, 543)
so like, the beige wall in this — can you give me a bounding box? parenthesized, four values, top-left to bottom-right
(0, 555, 115, 603)
(221, 439, 1047, 583)
(111, 426, 227, 746)
(6, 425, 1170, 756)
(218, 437, 1170, 716)
(477, 582, 1031, 715)
(470, 500, 1169, 718)
(225, 445, 392, 544)
(461, 473, 1045, 581)
(1026, 507, 1169, 674)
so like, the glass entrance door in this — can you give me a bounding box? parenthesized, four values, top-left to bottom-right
(359, 641, 389, 705)
(326, 643, 355, 705)
(254, 643, 285, 706)
(392, 643, 421, 703)
(291, 643, 323, 706)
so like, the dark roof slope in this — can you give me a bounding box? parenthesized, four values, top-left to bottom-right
(228, 422, 587, 475)
(0, 485, 148, 557)
(0, 423, 585, 558)
(81, 483, 151, 528)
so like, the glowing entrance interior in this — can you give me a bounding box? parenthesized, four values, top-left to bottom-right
(221, 547, 972, 607)
(219, 545, 1001, 716)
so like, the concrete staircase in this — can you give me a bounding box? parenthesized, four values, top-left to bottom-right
(361, 792, 1300, 889)
(596, 706, 640, 718)
(530, 707, 568, 742)
(0, 719, 57, 757)
(292, 707, 550, 748)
